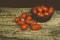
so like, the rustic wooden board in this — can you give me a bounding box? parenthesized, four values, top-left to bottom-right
(0, 8, 60, 40)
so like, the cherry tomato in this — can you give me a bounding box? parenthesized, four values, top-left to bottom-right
(25, 19, 30, 24)
(18, 20, 24, 26)
(37, 12, 41, 17)
(41, 5, 48, 11)
(37, 12, 44, 17)
(21, 13, 27, 19)
(33, 6, 39, 14)
(49, 7, 54, 14)
(37, 7, 42, 12)
(26, 15, 32, 21)
(43, 12, 49, 16)
(14, 17, 20, 22)
(33, 9, 37, 14)
(21, 24, 28, 30)
(31, 21, 37, 26)
(31, 24, 41, 30)
(43, 7, 48, 12)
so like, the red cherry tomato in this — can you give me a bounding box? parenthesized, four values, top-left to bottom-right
(37, 7, 42, 12)
(21, 24, 28, 30)
(33, 9, 37, 14)
(43, 12, 49, 16)
(37, 12, 44, 17)
(31, 21, 37, 26)
(32, 24, 41, 30)
(41, 5, 48, 11)
(21, 13, 27, 19)
(14, 17, 20, 22)
(37, 12, 41, 16)
(26, 15, 32, 21)
(33, 6, 39, 14)
(49, 7, 54, 14)
(25, 19, 30, 24)
(43, 7, 48, 12)
(18, 20, 24, 26)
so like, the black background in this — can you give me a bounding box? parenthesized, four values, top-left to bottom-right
(0, 0, 60, 10)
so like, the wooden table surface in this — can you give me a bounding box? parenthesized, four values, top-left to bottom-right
(0, 8, 60, 40)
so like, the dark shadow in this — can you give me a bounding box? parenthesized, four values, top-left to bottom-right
(0, 0, 60, 10)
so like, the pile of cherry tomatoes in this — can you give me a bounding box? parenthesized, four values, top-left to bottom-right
(32, 5, 54, 17)
(14, 13, 41, 31)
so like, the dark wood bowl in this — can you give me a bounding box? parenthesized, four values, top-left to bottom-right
(31, 6, 54, 23)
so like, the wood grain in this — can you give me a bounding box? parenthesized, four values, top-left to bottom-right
(0, 8, 60, 40)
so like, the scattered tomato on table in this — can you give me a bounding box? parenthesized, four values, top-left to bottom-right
(14, 13, 41, 31)
(21, 24, 28, 30)
(21, 13, 27, 19)
(26, 15, 32, 21)
(31, 24, 41, 30)
(18, 20, 24, 26)
(25, 19, 30, 24)
(14, 17, 20, 23)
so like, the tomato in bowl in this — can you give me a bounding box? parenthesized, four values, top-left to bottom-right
(31, 5, 54, 22)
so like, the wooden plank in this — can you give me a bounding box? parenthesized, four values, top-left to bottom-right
(0, 8, 60, 40)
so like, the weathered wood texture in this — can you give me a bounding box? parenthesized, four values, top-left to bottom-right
(0, 8, 60, 40)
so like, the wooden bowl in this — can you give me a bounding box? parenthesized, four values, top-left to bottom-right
(31, 6, 54, 22)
